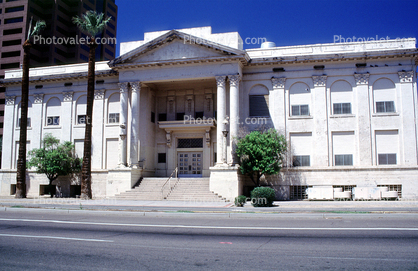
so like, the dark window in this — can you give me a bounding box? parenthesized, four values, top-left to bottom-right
(5, 6, 24, 13)
(378, 153, 397, 165)
(1, 63, 20, 69)
(176, 113, 185, 121)
(293, 155, 310, 167)
(5, 17, 23, 24)
(106, 29, 114, 37)
(18, 118, 31, 128)
(96, 80, 104, 84)
(249, 95, 269, 117)
(195, 112, 204, 119)
(158, 153, 166, 163)
(335, 154, 353, 166)
(80, 54, 88, 62)
(107, 2, 116, 12)
(0, 111, 4, 116)
(105, 48, 114, 57)
(0, 99, 5, 104)
(64, 82, 73, 87)
(108, 113, 119, 123)
(178, 138, 203, 148)
(291, 105, 309, 116)
(3, 28, 22, 35)
(214, 152, 217, 163)
(3, 39, 21, 46)
(47, 116, 60, 126)
(333, 103, 351, 114)
(77, 115, 86, 124)
(2, 51, 20, 58)
(35, 85, 43, 89)
(0, 87, 5, 92)
(0, 123, 3, 128)
(151, 112, 155, 123)
(158, 113, 167, 121)
(376, 101, 395, 113)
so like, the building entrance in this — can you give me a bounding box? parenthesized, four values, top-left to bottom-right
(177, 152, 203, 177)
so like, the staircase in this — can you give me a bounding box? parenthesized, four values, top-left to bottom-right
(166, 178, 226, 202)
(114, 177, 226, 202)
(114, 178, 175, 200)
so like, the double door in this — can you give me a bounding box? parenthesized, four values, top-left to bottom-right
(177, 152, 202, 177)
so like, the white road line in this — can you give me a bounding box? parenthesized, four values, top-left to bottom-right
(0, 218, 417, 231)
(0, 233, 113, 242)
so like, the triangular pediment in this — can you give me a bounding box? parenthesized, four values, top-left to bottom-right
(109, 30, 248, 67)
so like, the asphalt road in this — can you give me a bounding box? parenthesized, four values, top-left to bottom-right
(0, 209, 417, 270)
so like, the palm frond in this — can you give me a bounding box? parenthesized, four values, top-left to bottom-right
(72, 10, 111, 37)
(31, 20, 46, 37)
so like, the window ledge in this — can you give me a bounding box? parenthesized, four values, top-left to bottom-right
(288, 116, 313, 120)
(44, 126, 61, 129)
(330, 114, 356, 119)
(15, 127, 32, 130)
(105, 123, 120, 127)
(372, 112, 399, 117)
(74, 124, 86, 128)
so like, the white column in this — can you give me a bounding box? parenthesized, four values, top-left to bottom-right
(229, 75, 240, 165)
(215, 76, 226, 165)
(271, 77, 286, 133)
(130, 81, 141, 168)
(312, 76, 328, 167)
(61, 92, 73, 142)
(354, 73, 372, 165)
(92, 89, 105, 169)
(2, 96, 16, 169)
(118, 82, 129, 167)
(32, 94, 44, 150)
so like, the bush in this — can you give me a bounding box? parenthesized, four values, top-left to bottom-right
(251, 187, 276, 207)
(235, 195, 247, 207)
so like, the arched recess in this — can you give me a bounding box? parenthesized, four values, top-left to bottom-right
(330, 80, 353, 114)
(373, 78, 396, 113)
(46, 97, 61, 126)
(289, 82, 311, 116)
(107, 93, 120, 123)
(248, 84, 270, 117)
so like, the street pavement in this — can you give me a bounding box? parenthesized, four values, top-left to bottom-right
(1, 196, 418, 213)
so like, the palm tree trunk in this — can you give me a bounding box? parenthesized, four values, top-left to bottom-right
(15, 40, 31, 198)
(80, 39, 97, 199)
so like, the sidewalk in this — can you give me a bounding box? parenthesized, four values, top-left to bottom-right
(1, 196, 418, 213)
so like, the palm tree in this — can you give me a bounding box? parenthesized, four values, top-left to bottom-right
(15, 18, 46, 198)
(73, 11, 111, 199)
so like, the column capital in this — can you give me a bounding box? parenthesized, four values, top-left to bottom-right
(354, 73, 370, 85)
(33, 94, 44, 104)
(131, 81, 141, 92)
(398, 71, 414, 83)
(271, 77, 286, 89)
(94, 89, 105, 100)
(312, 75, 327, 87)
(118, 82, 129, 93)
(215, 76, 227, 87)
(62, 91, 74, 102)
(6, 96, 16, 105)
(228, 75, 241, 87)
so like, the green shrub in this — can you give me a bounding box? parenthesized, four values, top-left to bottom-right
(235, 195, 247, 207)
(251, 187, 276, 207)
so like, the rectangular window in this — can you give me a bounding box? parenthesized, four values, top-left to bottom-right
(249, 95, 269, 117)
(291, 105, 309, 116)
(376, 101, 395, 113)
(378, 153, 397, 165)
(151, 112, 155, 123)
(2, 51, 20, 58)
(77, 115, 86, 124)
(3, 28, 22, 35)
(176, 113, 185, 121)
(5, 17, 23, 24)
(47, 116, 60, 126)
(18, 118, 31, 128)
(178, 138, 203, 148)
(335, 154, 353, 166)
(158, 113, 167, 121)
(158, 153, 166, 163)
(5, 6, 24, 13)
(195, 111, 204, 119)
(2, 39, 21, 46)
(108, 113, 119, 123)
(1, 62, 20, 69)
(293, 155, 310, 167)
(333, 103, 351, 114)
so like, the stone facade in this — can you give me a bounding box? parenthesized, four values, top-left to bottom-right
(0, 27, 417, 201)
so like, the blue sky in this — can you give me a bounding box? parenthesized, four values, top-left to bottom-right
(115, 0, 418, 57)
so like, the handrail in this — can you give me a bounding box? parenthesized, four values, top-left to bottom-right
(161, 167, 178, 199)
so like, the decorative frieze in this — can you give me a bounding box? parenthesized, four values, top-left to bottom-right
(33, 94, 44, 104)
(215, 76, 226, 87)
(118, 82, 129, 93)
(205, 130, 211, 147)
(229, 75, 240, 87)
(62, 92, 74, 102)
(271, 77, 286, 89)
(6, 96, 16, 105)
(131, 81, 141, 92)
(398, 71, 414, 83)
(166, 131, 172, 148)
(354, 73, 370, 85)
(94, 89, 105, 100)
(205, 94, 212, 112)
(312, 75, 327, 87)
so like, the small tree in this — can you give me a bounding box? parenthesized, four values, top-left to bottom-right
(27, 134, 82, 197)
(236, 129, 287, 186)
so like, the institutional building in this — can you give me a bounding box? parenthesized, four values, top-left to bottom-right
(0, 27, 417, 201)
